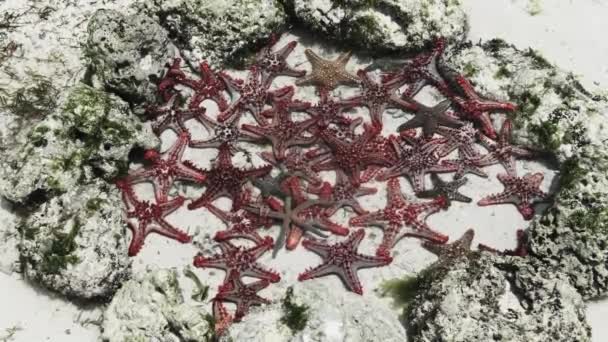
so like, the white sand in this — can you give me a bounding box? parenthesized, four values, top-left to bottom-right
(0, 1, 606, 341)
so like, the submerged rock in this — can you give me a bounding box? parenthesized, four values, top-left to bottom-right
(289, 0, 467, 53)
(406, 252, 591, 342)
(85, 9, 176, 111)
(102, 266, 212, 342)
(135, 0, 287, 68)
(18, 179, 131, 300)
(0, 83, 158, 204)
(444, 39, 608, 299)
(224, 282, 406, 341)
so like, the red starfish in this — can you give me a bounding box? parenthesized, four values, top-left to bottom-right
(193, 237, 280, 284)
(478, 172, 549, 220)
(388, 37, 449, 98)
(242, 87, 317, 161)
(307, 169, 377, 216)
(187, 145, 272, 211)
(450, 75, 517, 139)
(126, 132, 206, 202)
(439, 151, 489, 179)
(145, 95, 206, 135)
(116, 180, 191, 256)
(435, 123, 480, 158)
(298, 229, 392, 295)
(190, 105, 258, 153)
(259, 147, 323, 186)
(255, 33, 306, 83)
(212, 300, 233, 336)
(208, 192, 272, 244)
(376, 132, 456, 193)
(218, 66, 289, 124)
(313, 123, 393, 185)
(157, 58, 229, 111)
(350, 178, 449, 257)
(342, 69, 417, 127)
(214, 277, 271, 322)
(477, 119, 534, 177)
(305, 89, 358, 128)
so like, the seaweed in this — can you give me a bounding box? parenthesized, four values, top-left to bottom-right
(280, 287, 310, 333)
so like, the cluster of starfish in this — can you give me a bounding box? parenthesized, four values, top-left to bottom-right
(115, 34, 549, 332)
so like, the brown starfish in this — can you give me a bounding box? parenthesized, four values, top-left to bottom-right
(296, 49, 359, 91)
(422, 229, 475, 261)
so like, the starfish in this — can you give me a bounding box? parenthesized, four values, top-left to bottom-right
(476, 119, 534, 177)
(214, 277, 271, 322)
(157, 58, 229, 111)
(116, 180, 191, 256)
(314, 123, 393, 185)
(386, 37, 450, 98)
(193, 237, 281, 284)
(417, 173, 472, 204)
(189, 107, 258, 153)
(250, 173, 292, 201)
(187, 145, 272, 211)
(305, 89, 357, 128)
(434, 123, 480, 158)
(478, 172, 549, 220)
(217, 66, 287, 124)
(126, 132, 206, 202)
(255, 33, 306, 83)
(439, 151, 488, 179)
(342, 69, 417, 127)
(296, 49, 359, 91)
(145, 95, 206, 135)
(298, 229, 392, 295)
(422, 228, 474, 261)
(212, 300, 233, 336)
(479, 229, 529, 257)
(208, 192, 272, 244)
(259, 147, 323, 186)
(350, 178, 449, 257)
(396, 99, 463, 138)
(376, 132, 456, 193)
(242, 87, 317, 161)
(449, 75, 517, 139)
(307, 169, 377, 216)
(350, 178, 448, 257)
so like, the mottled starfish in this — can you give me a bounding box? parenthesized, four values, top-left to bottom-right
(259, 147, 323, 186)
(296, 49, 359, 91)
(422, 228, 474, 261)
(298, 229, 392, 295)
(434, 123, 480, 158)
(255, 33, 306, 83)
(208, 192, 272, 244)
(478, 172, 549, 220)
(350, 178, 449, 257)
(477, 119, 534, 177)
(190, 106, 258, 153)
(307, 169, 377, 216)
(214, 277, 271, 322)
(146, 95, 206, 135)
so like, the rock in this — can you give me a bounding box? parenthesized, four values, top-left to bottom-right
(85, 9, 176, 110)
(18, 179, 131, 300)
(406, 253, 591, 342)
(102, 266, 212, 342)
(224, 282, 406, 341)
(443, 39, 608, 299)
(289, 0, 467, 53)
(135, 0, 287, 68)
(0, 83, 158, 204)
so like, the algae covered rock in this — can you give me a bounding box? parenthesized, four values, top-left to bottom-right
(406, 252, 591, 342)
(289, 0, 467, 53)
(136, 0, 287, 68)
(224, 282, 406, 341)
(102, 266, 212, 342)
(0, 83, 158, 204)
(85, 9, 176, 109)
(443, 39, 608, 298)
(18, 179, 131, 300)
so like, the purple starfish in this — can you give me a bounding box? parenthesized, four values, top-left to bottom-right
(126, 132, 206, 202)
(342, 69, 417, 127)
(259, 147, 323, 186)
(477, 119, 534, 177)
(298, 229, 392, 295)
(307, 169, 377, 216)
(190, 106, 258, 153)
(255, 33, 306, 83)
(396, 99, 463, 138)
(439, 151, 489, 179)
(305, 89, 357, 128)
(146, 95, 206, 135)
(116, 180, 191, 256)
(193, 237, 281, 284)
(478, 172, 549, 220)
(215, 277, 271, 322)
(187, 145, 272, 211)
(208, 192, 272, 244)
(350, 178, 449, 257)
(376, 132, 456, 193)
(434, 123, 480, 158)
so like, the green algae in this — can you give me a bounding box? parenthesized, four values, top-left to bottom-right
(280, 287, 310, 333)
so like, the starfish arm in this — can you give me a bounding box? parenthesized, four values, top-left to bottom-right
(303, 49, 326, 69)
(242, 165, 273, 179)
(157, 196, 185, 215)
(242, 263, 281, 283)
(315, 216, 350, 236)
(299, 238, 331, 257)
(189, 135, 225, 149)
(369, 103, 388, 127)
(397, 114, 425, 132)
(511, 146, 535, 158)
(352, 253, 392, 270)
(125, 167, 156, 184)
(337, 51, 353, 66)
(151, 218, 192, 243)
(410, 172, 426, 193)
(349, 210, 387, 228)
(478, 192, 521, 206)
(451, 192, 473, 203)
(500, 155, 518, 177)
(298, 262, 337, 281)
(294, 74, 316, 86)
(187, 184, 224, 210)
(126, 222, 146, 256)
